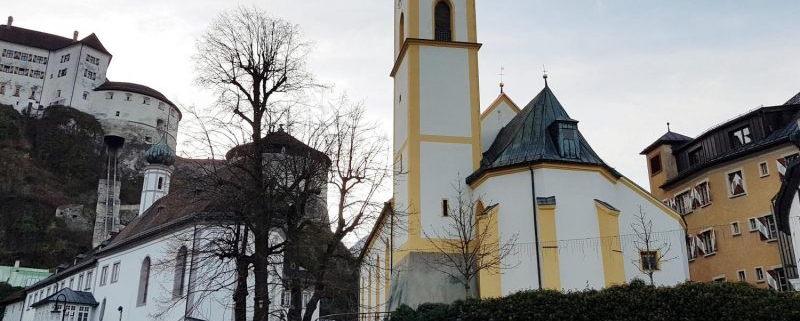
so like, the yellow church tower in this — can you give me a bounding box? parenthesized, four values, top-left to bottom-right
(388, 0, 482, 308)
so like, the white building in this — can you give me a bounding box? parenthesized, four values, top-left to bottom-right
(772, 159, 800, 290)
(2, 131, 322, 321)
(358, 0, 690, 313)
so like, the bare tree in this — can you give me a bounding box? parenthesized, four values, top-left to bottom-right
(423, 181, 518, 299)
(192, 6, 318, 321)
(630, 206, 675, 286)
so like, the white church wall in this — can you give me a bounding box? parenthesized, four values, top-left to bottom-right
(419, 142, 474, 237)
(613, 179, 690, 286)
(788, 189, 800, 281)
(91, 228, 194, 321)
(394, 57, 409, 152)
(472, 171, 539, 295)
(473, 167, 689, 295)
(418, 46, 471, 138)
(480, 99, 517, 152)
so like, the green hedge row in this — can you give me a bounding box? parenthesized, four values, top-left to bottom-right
(391, 280, 800, 321)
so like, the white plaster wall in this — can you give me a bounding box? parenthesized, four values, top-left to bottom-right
(89, 90, 179, 148)
(474, 167, 689, 295)
(418, 0, 469, 42)
(480, 99, 517, 152)
(138, 166, 172, 215)
(789, 190, 800, 270)
(43, 46, 82, 107)
(419, 46, 471, 138)
(67, 46, 110, 111)
(394, 57, 409, 152)
(3, 301, 24, 321)
(393, 148, 410, 246)
(472, 171, 539, 295)
(419, 142, 473, 237)
(0, 40, 48, 110)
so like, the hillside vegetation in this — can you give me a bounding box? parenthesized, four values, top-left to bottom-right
(0, 105, 103, 268)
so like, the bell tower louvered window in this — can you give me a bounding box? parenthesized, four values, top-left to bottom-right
(550, 120, 580, 159)
(434, 1, 452, 41)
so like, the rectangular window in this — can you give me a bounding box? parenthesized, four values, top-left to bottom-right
(282, 291, 291, 307)
(100, 265, 109, 286)
(727, 169, 746, 197)
(143, 97, 151, 105)
(68, 277, 74, 289)
(749, 217, 758, 232)
(730, 126, 752, 148)
(78, 306, 90, 321)
(640, 251, 659, 271)
(86, 54, 100, 65)
(649, 154, 662, 175)
(0, 84, 4, 95)
(111, 262, 120, 283)
(731, 221, 741, 236)
(105, 92, 114, 100)
(441, 199, 449, 217)
(77, 274, 84, 290)
(85, 271, 93, 290)
(696, 228, 716, 256)
(125, 93, 132, 101)
(84, 70, 96, 80)
(755, 267, 765, 282)
(695, 181, 711, 207)
(82, 91, 89, 100)
(737, 270, 746, 281)
(674, 190, 693, 215)
(713, 275, 727, 282)
(57, 69, 67, 77)
(28, 87, 36, 99)
(13, 85, 20, 97)
(764, 215, 778, 240)
(759, 162, 770, 177)
(57, 89, 62, 98)
(688, 147, 704, 167)
(60, 54, 70, 63)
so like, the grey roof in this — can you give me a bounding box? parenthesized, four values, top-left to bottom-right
(30, 288, 98, 308)
(786, 92, 800, 105)
(662, 108, 800, 188)
(467, 84, 618, 183)
(640, 131, 693, 155)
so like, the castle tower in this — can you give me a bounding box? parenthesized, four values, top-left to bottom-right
(138, 138, 175, 215)
(389, 0, 482, 307)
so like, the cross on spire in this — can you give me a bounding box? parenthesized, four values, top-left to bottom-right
(542, 65, 549, 87)
(499, 66, 505, 94)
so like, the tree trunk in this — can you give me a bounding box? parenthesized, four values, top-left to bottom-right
(233, 227, 250, 321)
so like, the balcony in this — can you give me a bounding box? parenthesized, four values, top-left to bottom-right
(435, 28, 452, 42)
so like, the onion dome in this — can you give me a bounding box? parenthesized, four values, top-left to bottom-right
(145, 139, 175, 165)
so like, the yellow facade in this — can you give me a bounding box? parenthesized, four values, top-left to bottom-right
(646, 144, 798, 287)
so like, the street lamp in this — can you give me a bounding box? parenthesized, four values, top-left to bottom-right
(117, 306, 123, 321)
(50, 293, 67, 321)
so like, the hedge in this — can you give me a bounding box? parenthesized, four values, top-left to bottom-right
(390, 280, 800, 321)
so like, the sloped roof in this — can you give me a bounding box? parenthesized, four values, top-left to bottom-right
(94, 81, 178, 110)
(640, 131, 693, 155)
(467, 84, 617, 183)
(0, 25, 111, 56)
(786, 92, 800, 106)
(224, 128, 331, 165)
(30, 288, 98, 308)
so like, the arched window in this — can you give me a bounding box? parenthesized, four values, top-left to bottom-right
(399, 13, 406, 49)
(434, 1, 452, 41)
(137, 257, 151, 306)
(173, 246, 188, 298)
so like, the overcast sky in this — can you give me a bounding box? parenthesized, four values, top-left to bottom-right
(6, 0, 800, 190)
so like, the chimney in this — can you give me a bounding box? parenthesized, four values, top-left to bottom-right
(13, 260, 20, 268)
(6, 16, 11, 28)
(73, 30, 79, 41)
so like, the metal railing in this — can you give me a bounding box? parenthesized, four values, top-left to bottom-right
(435, 29, 452, 42)
(317, 312, 393, 321)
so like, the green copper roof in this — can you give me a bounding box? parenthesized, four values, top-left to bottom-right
(145, 138, 175, 165)
(467, 84, 617, 183)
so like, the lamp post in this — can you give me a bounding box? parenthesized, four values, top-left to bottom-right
(50, 293, 67, 321)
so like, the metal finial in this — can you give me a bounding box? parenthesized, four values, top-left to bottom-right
(542, 65, 549, 87)
(667, 122, 671, 132)
(499, 66, 505, 94)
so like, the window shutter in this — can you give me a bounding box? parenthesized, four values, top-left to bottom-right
(710, 229, 716, 252)
(695, 235, 706, 255)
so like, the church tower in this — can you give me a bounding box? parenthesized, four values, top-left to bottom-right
(390, 0, 482, 307)
(138, 138, 175, 215)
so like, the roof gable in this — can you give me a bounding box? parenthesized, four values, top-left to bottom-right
(481, 93, 521, 120)
(0, 25, 111, 56)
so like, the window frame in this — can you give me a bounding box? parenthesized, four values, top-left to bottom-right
(725, 168, 747, 198)
(441, 199, 450, 217)
(737, 269, 746, 282)
(433, 0, 454, 41)
(99, 265, 109, 286)
(731, 221, 741, 236)
(110, 262, 121, 284)
(759, 161, 770, 178)
(649, 153, 663, 176)
(755, 266, 765, 282)
(639, 250, 660, 271)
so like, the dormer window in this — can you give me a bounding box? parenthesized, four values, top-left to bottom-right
(549, 119, 580, 159)
(105, 92, 114, 100)
(434, 1, 452, 41)
(730, 126, 752, 148)
(688, 147, 704, 167)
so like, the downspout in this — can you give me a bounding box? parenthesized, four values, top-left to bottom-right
(529, 167, 543, 290)
(388, 205, 394, 311)
(184, 223, 198, 317)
